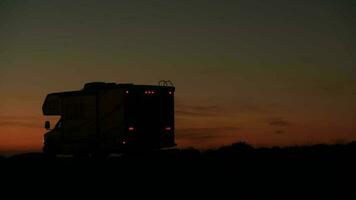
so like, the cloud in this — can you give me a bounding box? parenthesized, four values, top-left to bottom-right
(175, 110, 206, 116)
(176, 100, 276, 118)
(320, 85, 345, 94)
(0, 121, 39, 128)
(267, 118, 291, 127)
(176, 126, 240, 140)
(0, 116, 41, 128)
(0, 116, 40, 120)
(275, 130, 286, 134)
(319, 83, 356, 96)
(176, 104, 224, 117)
(239, 104, 273, 114)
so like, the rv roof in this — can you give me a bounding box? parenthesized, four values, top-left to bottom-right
(48, 82, 174, 97)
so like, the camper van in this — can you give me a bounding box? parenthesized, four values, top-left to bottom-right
(42, 81, 175, 156)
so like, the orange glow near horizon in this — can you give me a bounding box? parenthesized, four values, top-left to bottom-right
(1, 107, 355, 155)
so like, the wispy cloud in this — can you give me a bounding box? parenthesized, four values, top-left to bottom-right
(175, 110, 204, 116)
(0, 116, 41, 128)
(319, 85, 345, 94)
(176, 99, 276, 118)
(176, 104, 224, 117)
(267, 118, 291, 127)
(319, 82, 356, 96)
(0, 121, 39, 128)
(275, 130, 286, 134)
(0, 116, 40, 120)
(176, 126, 240, 140)
(239, 104, 273, 114)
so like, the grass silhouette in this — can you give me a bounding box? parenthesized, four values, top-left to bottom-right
(3, 141, 356, 164)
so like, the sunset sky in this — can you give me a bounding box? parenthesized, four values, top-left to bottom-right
(1, 0, 355, 154)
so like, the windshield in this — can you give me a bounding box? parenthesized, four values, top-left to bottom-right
(54, 118, 63, 130)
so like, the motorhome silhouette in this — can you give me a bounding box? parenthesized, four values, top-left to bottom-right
(42, 81, 175, 156)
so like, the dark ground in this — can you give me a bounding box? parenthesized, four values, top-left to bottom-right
(2, 141, 356, 170)
(1, 142, 355, 196)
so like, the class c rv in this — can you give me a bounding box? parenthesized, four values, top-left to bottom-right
(42, 81, 175, 156)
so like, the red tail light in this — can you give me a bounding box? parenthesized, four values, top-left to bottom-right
(165, 127, 172, 131)
(128, 127, 135, 131)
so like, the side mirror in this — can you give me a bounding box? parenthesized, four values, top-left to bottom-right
(45, 121, 51, 130)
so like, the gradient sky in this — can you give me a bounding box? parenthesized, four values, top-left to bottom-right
(1, 0, 356, 154)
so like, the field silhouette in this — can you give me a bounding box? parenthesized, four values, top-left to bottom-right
(3, 141, 356, 164)
(2, 141, 355, 193)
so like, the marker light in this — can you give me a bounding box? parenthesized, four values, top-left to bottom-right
(145, 90, 157, 95)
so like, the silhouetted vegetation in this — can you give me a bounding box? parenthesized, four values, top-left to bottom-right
(2, 141, 356, 164)
(2, 141, 355, 187)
